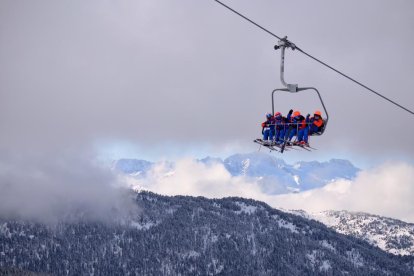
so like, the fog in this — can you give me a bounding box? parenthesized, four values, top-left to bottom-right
(0, 150, 138, 224)
(274, 162, 414, 223)
(124, 159, 414, 223)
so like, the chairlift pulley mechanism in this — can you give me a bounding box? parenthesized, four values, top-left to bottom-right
(274, 36, 296, 51)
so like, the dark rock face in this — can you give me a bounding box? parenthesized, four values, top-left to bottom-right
(1, 192, 413, 275)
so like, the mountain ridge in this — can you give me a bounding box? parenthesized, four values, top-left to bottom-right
(310, 210, 414, 256)
(1, 192, 413, 275)
(114, 152, 360, 194)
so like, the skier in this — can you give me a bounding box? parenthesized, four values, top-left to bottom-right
(282, 109, 294, 144)
(288, 110, 307, 144)
(261, 113, 275, 143)
(309, 110, 324, 134)
(274, 112, 285, 144)
(303, 110, 325, 145)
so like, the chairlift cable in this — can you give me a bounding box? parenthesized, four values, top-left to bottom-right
(296, 48, 414, 115)
(213, 0, 282, 40)
(212, 0, 414, 116)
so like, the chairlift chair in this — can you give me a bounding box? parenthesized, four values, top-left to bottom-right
(255, 37, 329, 153)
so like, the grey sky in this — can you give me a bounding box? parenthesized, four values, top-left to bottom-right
(1, 0, 413, 165)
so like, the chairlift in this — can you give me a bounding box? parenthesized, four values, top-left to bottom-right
(254, 37, 329, 153)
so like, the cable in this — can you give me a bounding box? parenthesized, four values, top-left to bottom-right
(296, 48, 414, 115)
(213, 0, 282, 40)
(213, 0, 414, 116)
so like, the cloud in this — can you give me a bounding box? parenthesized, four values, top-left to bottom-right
(123, 159, 414, 223)
(0, 150, 138, 224)
(273, 162, 414, 223)
(124, 158, 270, 200)
(3, 149, 412, 225)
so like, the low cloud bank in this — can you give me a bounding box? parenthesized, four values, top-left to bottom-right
(274, 162, 414, 223)
(124, 159, 414, 223)
(0, 151, 138, 224)
(124, 158, 270, 200)
(2, 151, 412, 224)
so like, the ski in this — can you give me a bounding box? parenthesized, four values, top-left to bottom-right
(295, 144, 311, 151)
(254, 138, 311, 153)
(253, 139, 286, 152)
(305, 145, 318, 150)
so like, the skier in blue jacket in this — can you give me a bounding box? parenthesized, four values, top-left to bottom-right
(288, 111, 307, 144)
(261, 113, 275, 143)
(274, 112, 285, 144)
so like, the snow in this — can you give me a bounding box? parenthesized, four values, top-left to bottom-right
(235, 202, 258, 215)
(130, 221, 157, 230)
(306, 250, 317, 266)
(164, 171, 175, 177)
(165, 207, 176, 215)
(307, 210, 414, 256)
(293, 175, 300, 186)
(241, 158, 250, 176)
(272, 216, 299, 234)
(310, 211, 341, 227)
(212, 202, 220, 208)
(319, 260, 331, 272)
(320, 240, 336, 252)
(286, 186, 300, 193)
(181, 250, 200, 258)
(283, 209, 312, 219)
(346, 249, 364, 268)
(278, 220, 299, 233)
(130, 171, 142, 176)
(211, 259, 224, 274)
(0, 223, 12, 239)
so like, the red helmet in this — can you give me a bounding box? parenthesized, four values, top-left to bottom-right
(314, 110, 322, 116)
(274, 112, 281, 117)
(293, 111, 300, 117)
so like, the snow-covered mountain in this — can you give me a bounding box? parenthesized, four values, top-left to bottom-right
(113, 152, 360, 194)
(112, 159, 153, 176)
(222, 153, 359, 193)
(291, 210, 414, 256)
(1, 192, 413, 275)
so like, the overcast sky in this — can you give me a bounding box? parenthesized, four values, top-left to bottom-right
(1, 0, 414, 166)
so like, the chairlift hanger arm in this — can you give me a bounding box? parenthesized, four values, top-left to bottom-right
(274, 37, 298, 92)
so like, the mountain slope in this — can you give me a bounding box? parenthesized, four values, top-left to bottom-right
(1, 192, 413, 275)
(308, 210, 414, 256)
